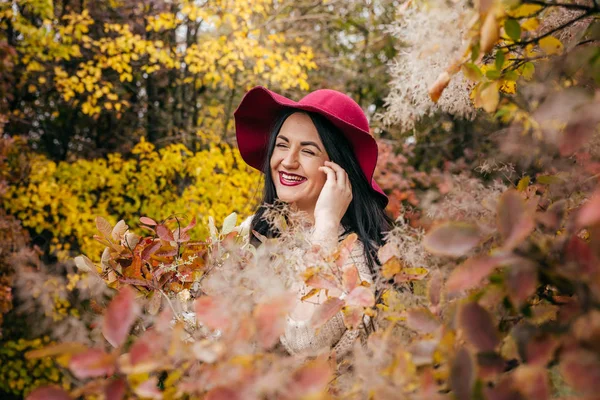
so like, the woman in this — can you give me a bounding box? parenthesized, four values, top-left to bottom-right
(234, 86, 392, 357)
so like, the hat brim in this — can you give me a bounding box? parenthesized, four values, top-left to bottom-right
(234, 86, 388, 206)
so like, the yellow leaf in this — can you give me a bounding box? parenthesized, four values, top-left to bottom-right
(521, 18, 539, 32)
(539, 36, 563, 55)
(480, 82, 500, 113)
(507, 4, 542, 18)
(381, 257, 403, 279)
(480, 11, 500, 54)
(28, 84, 37, 93)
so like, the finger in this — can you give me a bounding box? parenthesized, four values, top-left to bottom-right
(319, 166, 337, 185)
(324, 161, 347, 187)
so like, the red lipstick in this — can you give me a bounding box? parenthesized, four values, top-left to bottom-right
(279, 171, 307, 186)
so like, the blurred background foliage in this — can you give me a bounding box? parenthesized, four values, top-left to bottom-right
(1, 0, 599, 398)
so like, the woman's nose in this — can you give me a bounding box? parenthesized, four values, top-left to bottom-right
(281, 150, 300, 169)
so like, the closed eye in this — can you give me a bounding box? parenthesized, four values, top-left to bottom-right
(302, 150, 315, 155)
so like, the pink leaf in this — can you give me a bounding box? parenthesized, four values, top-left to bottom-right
(105, 378, 126, 400)
(506, 261, 538, 307)
(27, 386, 71, 400)
(206, 387, 242, 400)
(345, 286, 375, 308)
(565, 235, 599, 278)
(335, 233, 358, 267)
(342, 264, 359, 292)
(195, 296, 231, 331)
(422, 222, 481, 258)
(182, 216, 197, 233)
(427, 270, 443, 309)
(69, 348, 115, 379)
(156, 224, 175, 242)
(497, 189, 536, 250)
(408, 340, 438, 367)
(377, 242, 396, 265)
(560, 349, 600, 394)
(406, 307, 441, 334)
(450, 347, 475, 400)
(446, 254, 515, 294)
(103, 286, 139, 348)
(341, 306, 365, 329)
(526, 334, 558, 367)
(577, 189, 600, 227)
(140, 216, 157, 226)
(133, 377, 161, 399)
(514, 366, 550, 400)
(458, 302, 499, 352)
(287, 358, 332, 397)
(306, 273, 341, 292)
(310, 298, 344, 329)
(254, 295, 295, 349)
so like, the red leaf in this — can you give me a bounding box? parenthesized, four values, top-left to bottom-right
(497, 190, 535, 250)
(506, 261, 538, 307)
(195, 296, 231, 331)
(141, 240, 162, 261)
(450, 347, 475, 400)
(577, 189, 600, 227)
(69, 348, 115, 379)
(406, 307, 441, 334)
(458, 302, 499, 352)
(526, 334, 558, 367)
(140, 216, 157, 226)
(103, 286, 139, 348)
(105, 378, 126, 400)
(156, 224, 175, 242)
(513, 366, 550, 400)
(477, 352, 506, 380)
(560, 349, 600, 394)
(345, 286, 375, 308)
(182, 216, 197, 233)
(565, 235, 599, 278)
(206, 387, 242, 400)
(342, 264, 359, 292)
(310, 298, 344, 329)
(446, 254, 515, 294)
(26, 386, 71, 400)
(422, 222, 481, 258)
(254, 295, 295, 349)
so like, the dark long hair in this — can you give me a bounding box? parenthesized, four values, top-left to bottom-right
(250, 109, 393, 274)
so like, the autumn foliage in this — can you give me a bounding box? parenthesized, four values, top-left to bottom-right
(1, 0, 600, 399)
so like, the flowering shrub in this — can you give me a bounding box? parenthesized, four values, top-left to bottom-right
(3, 138, 259, 260)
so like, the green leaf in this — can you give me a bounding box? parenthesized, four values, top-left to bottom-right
(485, 69, 502, 80)
(221, 212, 238, 235)
(471, 42, 481, 62)
(504, 70, 519, 81)
(495, 50, 506, 70)
(537, 175, 564, 185)
(504, 19, 521, 42)
(522, 62, 535, 80)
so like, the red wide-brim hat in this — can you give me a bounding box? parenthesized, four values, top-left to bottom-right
(234, 86, 388, 206)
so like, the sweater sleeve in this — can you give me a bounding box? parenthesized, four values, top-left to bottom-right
(281, 238, 374, 357)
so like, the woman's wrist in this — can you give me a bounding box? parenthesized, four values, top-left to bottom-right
(312, 218, 339, 249)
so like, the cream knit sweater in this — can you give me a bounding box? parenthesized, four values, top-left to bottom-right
(240, 215, 373, 358)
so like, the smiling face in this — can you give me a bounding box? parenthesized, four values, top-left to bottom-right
(270, 112, 329, 217)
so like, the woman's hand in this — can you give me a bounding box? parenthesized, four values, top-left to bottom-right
(312, 161, 352, 246)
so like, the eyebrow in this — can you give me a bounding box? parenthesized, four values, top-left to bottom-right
(277, 135, 322, 152)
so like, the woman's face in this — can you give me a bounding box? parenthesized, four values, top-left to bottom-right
(270, 112, 329, 216)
